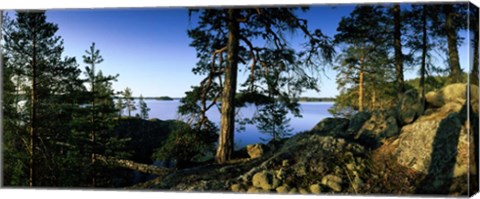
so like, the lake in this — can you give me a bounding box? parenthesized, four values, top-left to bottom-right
(128, 100, 334, 148)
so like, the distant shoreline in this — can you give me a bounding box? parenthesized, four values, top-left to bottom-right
(114, 96, 177, 101)
(298, 97, 335, 102)
(116, 96, 335, 102)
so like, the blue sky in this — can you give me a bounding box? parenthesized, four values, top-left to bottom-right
(10, 4, 471, 98)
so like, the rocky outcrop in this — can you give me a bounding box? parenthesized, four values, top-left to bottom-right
(313, 110, 399, 148)
(135, 84, 476, 196)
(228, 133, 369, 194)
(389, 106, 474, 177)
(375, 83, 478, 194)
(311, 117, 349, 136)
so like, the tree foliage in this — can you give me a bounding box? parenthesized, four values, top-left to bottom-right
(3, 11, 90, 186)
(332, 5, 396, 115)
(138, 94, 150, 119)
(184, 7, 335, 163)
(122, 87, 136, 117)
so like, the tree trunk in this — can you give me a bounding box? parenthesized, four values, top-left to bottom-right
(94, 154, 172, 175)
(420, 5, 428, 113)
(472, 16, 479, 86)
(29, 26, 37, 187)
(445, 5, 462, 83)
(358, 51, 365, 112)
(215, 9, 239, 164)
(91, 64, 96, 187)
(393, 4, 404, 94)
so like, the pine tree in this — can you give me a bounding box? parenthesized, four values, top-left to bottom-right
(392, 4, 405, 94)
(470, 5, 479, 86)
(254, 102, 292, 141)
(138, 94, 150, 120)
(2, 12, 30, 186)
(3, 11, 90, 186)
(404, 4, 444, 112)
(334, 5, 392, 113)
(81, 43, 130, 187)
(122, 87, 136, 117)
(430, 3, 468, 83)
(187, 8, 334, 163)
(115, 96, 125, 117)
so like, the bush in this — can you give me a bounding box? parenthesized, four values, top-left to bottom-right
(152, 124, 218, 168)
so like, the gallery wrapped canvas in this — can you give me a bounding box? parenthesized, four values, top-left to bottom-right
(1, 0, 479, 197)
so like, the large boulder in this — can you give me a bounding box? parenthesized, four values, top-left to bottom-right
(398, 89, 422, 124)
(470, 84, 479, 114)
(347, 112, 372, 136)
(390, 104, 475, 179)
(321, 174, 343, 192)
(252, 171, 280, 191)
(425, 83, 469, 108)
(311, 117, 350, 137)
(355, 111, 399, 148)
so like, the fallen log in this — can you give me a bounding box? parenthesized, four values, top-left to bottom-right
(94, 154, 174, 176)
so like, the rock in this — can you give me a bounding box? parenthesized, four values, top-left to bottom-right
(347, 112, 372, 137)
(392, 110, 472, 178)
(247, 186, 265, 193)
(309, 162, 326, 174)
(470, 85, 479, 114)
(321, 174, 343, 192)
(352, 176, 363, 190)
(299, 188, 309, 194)
(288, 187, 298, 194)
(252, 171, 280, 191)
(382, 88, 477, 194)
(355, 111, 399, 147)
(426, 83, 468, 108)
(230, 183, 245, 192)
(276, 184, 290, 193)
(246, 144, 265, 159)
(311, 117, 350, 137)
(282, 159, 290, 167)
(309, 184, 322, 194)
(398, 89, 422, 124)
(294, 163, 307, 176)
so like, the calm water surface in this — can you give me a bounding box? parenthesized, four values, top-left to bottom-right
(129, 100, 333, 148)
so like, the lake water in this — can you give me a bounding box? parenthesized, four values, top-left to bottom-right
(128, 100, 334, 148)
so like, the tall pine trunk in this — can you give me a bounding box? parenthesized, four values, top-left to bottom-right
(91, 65, 96, 187)
(394, 4, 404, 94)
(359, 50, 365, 112)
(444, 5, 462, 83)
(215, 9, 239, 164)
(420, 5, 428, 113)
(29, 25, 37, 187)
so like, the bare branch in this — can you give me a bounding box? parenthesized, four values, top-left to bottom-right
(240, 36, 258, 91)
(94, 154, 174, 175)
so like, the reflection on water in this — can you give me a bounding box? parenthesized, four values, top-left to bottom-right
(128, 100, 333, 147)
